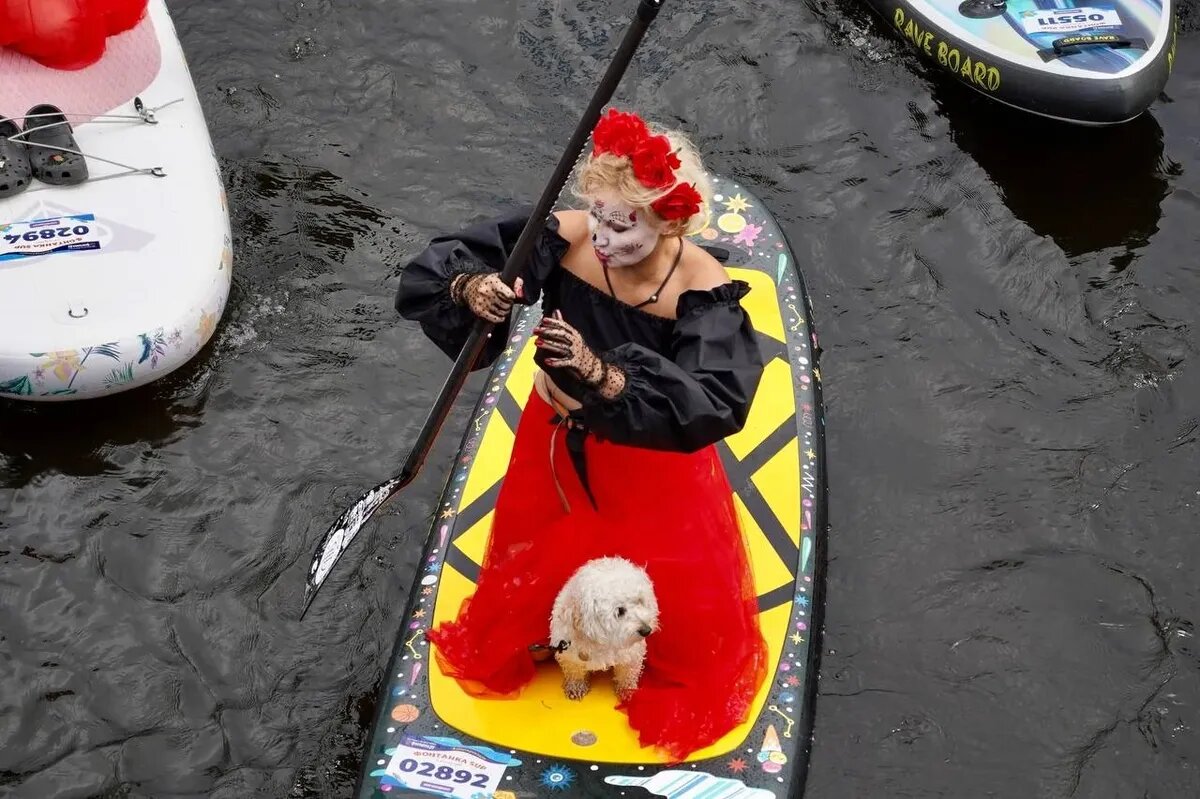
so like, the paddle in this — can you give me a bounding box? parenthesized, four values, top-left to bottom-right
(300, 0, 667, 618)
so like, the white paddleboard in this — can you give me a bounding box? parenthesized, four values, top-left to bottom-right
(0, 0, 230, 401)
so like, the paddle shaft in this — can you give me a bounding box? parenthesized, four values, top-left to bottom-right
(398, 0, 665, 487)
(299, 0, 668, 617)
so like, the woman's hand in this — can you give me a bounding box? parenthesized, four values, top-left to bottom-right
(535, 311, 602, 384)
(452, 274, 524, 323)
(535, 311, 626, 399)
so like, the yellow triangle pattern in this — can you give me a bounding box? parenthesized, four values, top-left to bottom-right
(453, 510, 495, 567)
(736, 268, 786, 343)
(751, 438, 801, 548)
(724, 355, 794, 462)
(735, 493, 796, 600)
(459, 412, 515, 512)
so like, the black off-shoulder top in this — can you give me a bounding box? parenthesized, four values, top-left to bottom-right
(396, 210, 764, 454)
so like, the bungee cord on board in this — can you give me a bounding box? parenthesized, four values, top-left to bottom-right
(2, 97, 184, 187)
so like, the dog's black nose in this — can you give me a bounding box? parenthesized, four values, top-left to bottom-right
(637, 625, 652, 637)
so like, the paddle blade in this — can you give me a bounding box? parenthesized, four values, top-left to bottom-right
(301, 474, 406, 618)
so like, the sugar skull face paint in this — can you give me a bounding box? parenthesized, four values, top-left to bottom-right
(587, 191, 660, 269)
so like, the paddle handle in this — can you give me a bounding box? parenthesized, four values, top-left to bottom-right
(398, 0, 665, 484)
(494, 0, 664, 288)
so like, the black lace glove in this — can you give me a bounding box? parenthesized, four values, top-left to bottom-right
(534, 310, 626, 400)
(450, 274, 525, 323)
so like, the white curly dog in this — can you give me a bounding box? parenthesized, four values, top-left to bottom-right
(549, 556, 660, 701)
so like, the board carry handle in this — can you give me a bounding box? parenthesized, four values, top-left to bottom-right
(1052, 34, 1136, 54)
(1038, 34, 1145, 62)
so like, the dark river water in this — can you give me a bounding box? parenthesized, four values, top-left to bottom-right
(3, 0, 1199, 796)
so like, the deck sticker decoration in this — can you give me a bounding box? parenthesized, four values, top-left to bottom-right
(605, 770, 777, 798)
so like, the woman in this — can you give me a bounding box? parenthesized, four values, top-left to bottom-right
(397, 109, 768, 761)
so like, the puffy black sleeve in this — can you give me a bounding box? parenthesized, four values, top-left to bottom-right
(580, 281, 765, 452)
(395, 210, 568, 367)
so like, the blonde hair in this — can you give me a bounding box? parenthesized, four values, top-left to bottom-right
(571, 122, 713, 237)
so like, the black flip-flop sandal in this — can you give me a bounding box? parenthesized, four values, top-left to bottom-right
(22, 104, 88, 186)
(0, 116, 33, 198)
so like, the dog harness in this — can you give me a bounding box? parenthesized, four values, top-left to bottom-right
(528, 639, 571, 655)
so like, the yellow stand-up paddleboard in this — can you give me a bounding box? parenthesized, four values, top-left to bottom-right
(355, 176, 827, 799)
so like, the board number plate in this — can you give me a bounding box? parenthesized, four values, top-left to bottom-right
(0, 214, 101, 262)
(384, 736, 510, 798)
(1020, 7, 1122, 35)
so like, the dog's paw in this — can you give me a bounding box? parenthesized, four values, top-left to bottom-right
(563, 679, 591, 701)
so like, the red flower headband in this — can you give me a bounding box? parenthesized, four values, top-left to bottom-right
(591, 109, 703, 222)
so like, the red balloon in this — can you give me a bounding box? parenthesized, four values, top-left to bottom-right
(0, 0, 36, 47)
(1, 0, 148, 70)
(93, 0, 148, 36)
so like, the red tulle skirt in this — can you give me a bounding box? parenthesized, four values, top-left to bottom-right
(426, 390, 768, 761)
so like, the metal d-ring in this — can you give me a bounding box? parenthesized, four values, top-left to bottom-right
(134, 97, 158, 124)
(68, 307, 89, 319)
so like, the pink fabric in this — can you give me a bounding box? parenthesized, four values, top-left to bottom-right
(0, 13, 160, 125)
